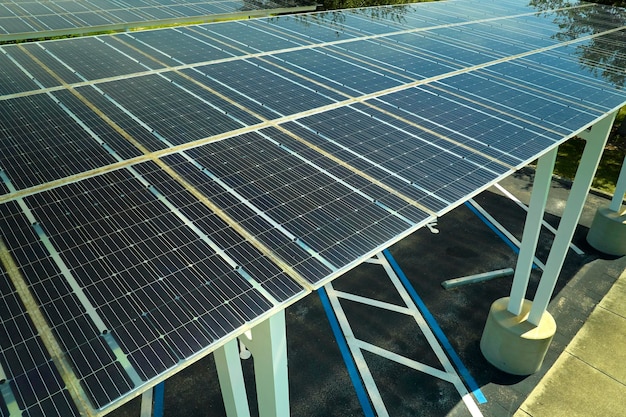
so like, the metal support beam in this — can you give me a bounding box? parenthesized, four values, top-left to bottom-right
(528, 112, 617, 325)
(240, 310, 289, 417)
(139, 385, 153, 417)
(609, 155, 626, 213)
(214, 338, 251, 417)
(508, 147, 558, 316)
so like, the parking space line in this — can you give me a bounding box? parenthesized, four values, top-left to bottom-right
(493, 183, 584, 255)
(324, 283, 390, 416)
(153, 382, 164, 417)
(318, 288, 376, 417)
(353, 339, 455, 383)
(382, 250, 488, 406)
(320, 250, 486, 416)
(465, 200, 545, 270)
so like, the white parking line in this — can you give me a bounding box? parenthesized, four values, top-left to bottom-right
(468, 198, 546, 270)
(493, 183, 584, 255)
(324, 252, 484, 417)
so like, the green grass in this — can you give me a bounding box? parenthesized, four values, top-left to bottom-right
(554, 106, 626, 194)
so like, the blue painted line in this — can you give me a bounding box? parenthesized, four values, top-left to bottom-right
(464, 202, 538, 270)
(382, 249, 488, 404)
(318, 287, 376, 417)
(153, 382, 165, 417)
(464, 202, 519, 254)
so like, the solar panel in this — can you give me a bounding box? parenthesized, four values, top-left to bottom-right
(0, 0, 318, 42)
(0, 0, 625, 415)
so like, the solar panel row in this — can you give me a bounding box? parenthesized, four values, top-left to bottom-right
(0, 0, 317, 42)
(0, 0, 625, 415)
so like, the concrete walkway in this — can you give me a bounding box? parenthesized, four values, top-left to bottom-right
(515, 256, 626, 417)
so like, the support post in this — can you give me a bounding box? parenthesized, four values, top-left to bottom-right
(140, 382, 164, 417)
(240, 310, 289, 417)
(609, 154, 626, 213)
(214, 338, 251, 417)
(139, 385, 153, 417)
(529, 111, 616, 325)
(508, 147, 557, 316)
(586, 154, 626, 255)
(481, 111, 617, 375)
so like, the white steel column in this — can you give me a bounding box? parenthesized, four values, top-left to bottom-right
(585, 153, 625, 255)
(240, 310, 289, 417)
(139, 385, 154, 417)
(214, 338, 251, 417)
(507, 148, 558, 316)
(609, 155, 626, 213)
(528, 111, 617, 325)
(481, 111, 617, 375)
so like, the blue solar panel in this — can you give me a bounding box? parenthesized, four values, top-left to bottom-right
(122, 27, 238, 65)
(39, 36, 160, 80)
(0, 0, 317, 42)
(0, 93, 124, 191)
(0, 52, 40, 95)
(0, 266, 81, 417)
(0, 1, 625, 415)
(1, 45, 64, 89)
(0, 163, 303, 407)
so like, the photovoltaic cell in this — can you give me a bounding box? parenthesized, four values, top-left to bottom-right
(161, 147, 340, 284)
(131, 161, 304, 303)
(39, 36, 157, 81)
(370, 85, 561, 163)
(437, 71, 606, 135)
(70, 12, 111, 27)
(1, 45, 64, 89)
(0, 200, 134, 409)
(16, 163, 301, 397)
(321, 42, 444, 82)
(93, 73, 247, 148)
(200, 20, 309, 53)
(0, 52, 40, 95)
(121, 27, 237, 66)
(0, 1, 625, 415)
(268, 47, 406, 96)
(0, 93, 122, 191)
(0, 266, 81, 417)
(282, 104, 509, 213)
(260, 14, 361, 43)
(478, 61, 624, 113)
(187, 57, 344, 118)
(49, 89, 145, 161)
(16, 43, 84, 85)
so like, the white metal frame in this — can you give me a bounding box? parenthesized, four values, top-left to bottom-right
(508, 112, 617, 324)
(609, 155, 626, 213)
(214, 310, 289, 417)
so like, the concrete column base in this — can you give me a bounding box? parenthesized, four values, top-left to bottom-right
(480, 297, 556, 375)
(586, 206, 626, 256)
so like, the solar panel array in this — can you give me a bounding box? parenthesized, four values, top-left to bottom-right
(1, 0, 625, 415)
(0, 0, 317, 42)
